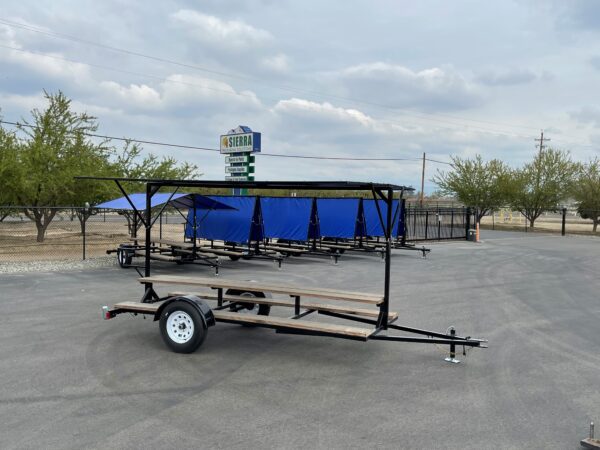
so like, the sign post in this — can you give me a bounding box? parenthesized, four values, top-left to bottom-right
(220, 126, 260, 195)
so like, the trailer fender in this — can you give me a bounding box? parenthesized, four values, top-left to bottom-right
(154, 295, 215, 328)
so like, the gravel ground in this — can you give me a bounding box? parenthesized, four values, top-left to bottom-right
(0, 256, 117, 273)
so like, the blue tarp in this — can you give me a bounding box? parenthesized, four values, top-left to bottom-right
(397, 200, 405, 238)
(185, 196, 262, 244)
(317, 198, 362, 239)
(95, 193, 234, 211)
(363, 199, 400, 237)
(261, 197, 318, 241)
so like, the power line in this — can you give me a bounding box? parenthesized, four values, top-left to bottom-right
(0, 44, 540, 146)
(0, 43, 538, 142)
(0, 17, 544, 135)
(0, 44, 268, 104)
(0, 119, 427, 162)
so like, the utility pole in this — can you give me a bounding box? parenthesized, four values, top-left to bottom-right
(535, 130, 550, 155)
(420, 152, 426, 206)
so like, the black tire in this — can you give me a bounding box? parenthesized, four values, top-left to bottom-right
(117, 248, 132, 268)
(116, 248, 126, 267)
(159, 301, 207, 353)
(228, 255, 241, 261)
(226, 289, 271, 317)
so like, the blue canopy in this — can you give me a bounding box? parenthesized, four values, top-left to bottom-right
(363, 199, 400, 237)
(95, 193, 235, 211)
(262, 197, 318, 241)
(317, 198, 362, 239)
(186, 196, 262, 244)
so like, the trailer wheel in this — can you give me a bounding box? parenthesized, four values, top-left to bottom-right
(159, 301, 207, 353)
(226, 289, 271, 317)
(117, 247, 133, 268)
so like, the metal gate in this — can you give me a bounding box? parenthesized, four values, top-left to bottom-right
(404, 206, 473, 241)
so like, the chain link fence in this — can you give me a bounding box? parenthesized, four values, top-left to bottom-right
(481, 208, 600, 235)
(0, 206, 186, 263)
(2, 205, 597, 264)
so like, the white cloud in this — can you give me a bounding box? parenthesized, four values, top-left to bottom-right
(170, 10, 273, 50)
(93, 74, 263, 116)
(0, 24, 90, 82)
(261, 53, 290, 73)
(328, 62, 482, 111)
(99, 81, 162, 109)
(273, 98, 376, 128)
(570, 105, 600, 128)
(476, 68, 538, 86)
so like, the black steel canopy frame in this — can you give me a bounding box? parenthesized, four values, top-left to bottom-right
(79, 176, 487, 358)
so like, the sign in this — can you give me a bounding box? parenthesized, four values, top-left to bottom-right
(225, 155, 248, 164)
(225, 165, 249, 174)
(226, 175, 255, 182)
(221, 126, 258, 195)
(220, 126, 261, 154)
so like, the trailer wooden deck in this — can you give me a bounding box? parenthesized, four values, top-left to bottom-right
(112, 301, 375, 339)
(166, 291, 398, 320)
(139, 275, 384, 305)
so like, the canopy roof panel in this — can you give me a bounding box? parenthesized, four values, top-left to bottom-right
(94, 193, 235, 211)
(77, 177, 413, 192)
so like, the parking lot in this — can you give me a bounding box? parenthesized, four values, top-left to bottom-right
(1, 230, 598, 449)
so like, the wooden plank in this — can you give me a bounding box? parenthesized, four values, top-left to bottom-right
(114, 301, 164, 313)
(581, 438, 600, 449)
(134, 251, 181, 262)
(197, 247, 244, 257)
(112, 301, 374, 337)
(140, 275, 383, 304)
(211, 310, 373, 338)
(167, 291, 397, 320)
(156, 239, 194, 249)
(266, 245, 305, 254)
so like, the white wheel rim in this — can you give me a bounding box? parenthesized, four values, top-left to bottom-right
(166, 311, 195, 344)
(118, 250, 124, 264)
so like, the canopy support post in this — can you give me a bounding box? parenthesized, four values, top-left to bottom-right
(375, 187, 393, 330)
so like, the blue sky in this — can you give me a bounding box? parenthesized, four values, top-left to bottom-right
(0, 0, 599, 192)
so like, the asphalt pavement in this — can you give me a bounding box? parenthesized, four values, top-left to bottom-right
(1, 230, 598, 449)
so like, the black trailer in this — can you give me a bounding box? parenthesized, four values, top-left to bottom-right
(81, 177, 487, 362)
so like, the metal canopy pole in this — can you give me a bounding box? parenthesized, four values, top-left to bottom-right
(381, 188, 393, 329)
(145, 182, 153, 278)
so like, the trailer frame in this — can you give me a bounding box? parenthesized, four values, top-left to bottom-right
(80, 176, 487, 360)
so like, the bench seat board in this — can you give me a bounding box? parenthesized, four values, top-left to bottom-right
(266, 245, 305, 254)
(212, 310, 373, 338)
(139, 275, 383, 304)
(112, 301, 373, 338)
(156, 239, 194, 249)
(197, 248, 244, 257)
(166, 291, 397, 320)
(134, 251, 182, 262)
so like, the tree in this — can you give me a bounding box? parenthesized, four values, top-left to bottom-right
(433, 155, 511, 223)
(12, 91, 115, 241)
(571, 158, 600, 232)
(112, 141, 200, 235)
(509, 148, 578, 228)
(0, 121, 20, 221)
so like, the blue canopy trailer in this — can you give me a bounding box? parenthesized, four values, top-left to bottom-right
(95, 192, 234, 272)
(185, 196, 283, 266)
(81, 177, 487, 362)
(260, 196, 343, 262)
